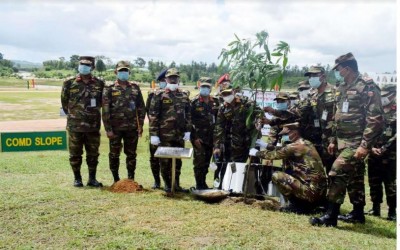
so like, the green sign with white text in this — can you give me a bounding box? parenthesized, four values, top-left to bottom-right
(1, 131, 67, 152)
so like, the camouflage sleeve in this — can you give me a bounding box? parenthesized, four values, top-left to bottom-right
(61, 79, 71, 114)
(101, 86, 112, 132)
(190, 100, 199, 141)
(184, 93, 192, 132)
(145, 92, 154, 118)
(149, 93, 161, 137)
(135, 86, 146, 128)
(360, 84, 385, 149)
(213, 106, 226, 149)
(255, 144, 292, 160)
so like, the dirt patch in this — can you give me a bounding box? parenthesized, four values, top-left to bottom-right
(108, 179, 144, 193)
(220, 196, 281, 211)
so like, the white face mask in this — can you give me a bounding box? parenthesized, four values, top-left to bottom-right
(290, 100, 299, 106)
(166, 83, 178, 91)
(309, 77, 322, 89)
(299, 89, 310, 101)
(381, 96, 391, 106)
(223, 94, 234, 103)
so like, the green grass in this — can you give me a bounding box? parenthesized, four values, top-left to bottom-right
(0, 85, 396, 249)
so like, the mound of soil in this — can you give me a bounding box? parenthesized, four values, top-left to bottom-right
(109, 179, 143, 193)
(221, 196, 281, 211)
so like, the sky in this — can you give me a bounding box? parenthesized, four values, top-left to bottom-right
(0, 0, 397, 73)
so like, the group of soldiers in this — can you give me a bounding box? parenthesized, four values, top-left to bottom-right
(61, 53, 396, 228)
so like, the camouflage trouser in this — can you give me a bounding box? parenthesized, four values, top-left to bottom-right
(367, 154, 396, 207)
(192, 142, 213, 185)
(272, 171, 326, 203)
(149, 143, 160, 182)
(108, 130, 139, 177)
(68, 131, 100, 172)
(159, 139, 184, 188)
(327, 148, 365, 205)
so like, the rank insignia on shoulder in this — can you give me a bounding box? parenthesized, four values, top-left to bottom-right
(367, 91, 374, 97)
(163, 99, 172, 104)
(112, 91, 121, 96)
(346, 90, 357, 95)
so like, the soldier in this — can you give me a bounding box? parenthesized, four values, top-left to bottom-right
(310, 52, 384, 227)
(366, 84, 396, 221)
(61, 56, 104, 187)
(190, 77, 220, 189)
(249, 122, 328, 214)
(149, 68, 192, 193)
(301, 66, 336, 174)
(102, 61, 145, 183)
(145, 69, 167, 189)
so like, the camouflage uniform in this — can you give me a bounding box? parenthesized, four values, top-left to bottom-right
(61, 66, 104, 186)
(255, 137, 327, 205)
(149, 88, 191, 190)
(190, 94, 219, 189)
(367, 86, 396, 218)
(102, 80, 145, 182)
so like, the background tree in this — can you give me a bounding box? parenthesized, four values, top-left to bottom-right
(95, 59, 106, 76)
(0, 52, 3, 60)
(134, 57, 146, 68)
(69, 55, 80, 70)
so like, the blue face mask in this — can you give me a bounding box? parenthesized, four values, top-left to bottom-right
(309, 76, 322, 89)
(276, 102, 288, 111)
(78, 64, 92, 75)
(159, 82, 167, 89)
(117, 71, 129, 81)
(334, 70, 344, 82)
(199, 87, 211, 96)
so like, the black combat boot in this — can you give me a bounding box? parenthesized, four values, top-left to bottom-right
(87, 170, 103, 187)
(365, 203, 380, 216)
(152, 174, 161, 189)
(175, 178, 189, 193)
(127, 170, 135, 180)
(111, 170, 120, 183)
(127, 160, 136, 180)
(161, 173, 172, 193)
(338, 205, 365, 224)
(73, 171, 83, 187)
(310, 202, 341, 227)
(387, 207, 396, 221)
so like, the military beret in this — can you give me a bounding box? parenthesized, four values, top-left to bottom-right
(165, 68, 180, 77)
(273, 92, 289, 101)
(332, 52, 356, 70)
(217, 73, 230, 84)
(199, 77, 212, 87)
(157, 69, 168, 81)
(297, 80, 310, 90)
(79, 56, 95, 66)
(278, 122, 300, 135)
(115, 60, 130, 71)
(381, 84, 397, 96)
(304, 66, 325, 76)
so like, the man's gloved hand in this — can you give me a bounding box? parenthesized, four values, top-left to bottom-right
(209, 162, 217, 171)
(150, 136, 161, 145)
(249, 148, 259, 156)
(183, 132, 191, 141)
(255, 139, 268, 149)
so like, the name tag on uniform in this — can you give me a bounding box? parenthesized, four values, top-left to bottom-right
(342, 101, 349, 113)
(386, 127, 392, 137)
(112, 91, 121, 96)
(196, 107, 204, 111)
(70, 89, 79, 93)
(346, 90, 357, 95)
(314, 119, 320, 128)
(90, 98, 96, 107)
(321, 110, 328, 121)
(163, 99, 172, 104)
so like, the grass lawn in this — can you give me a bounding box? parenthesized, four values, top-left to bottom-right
(0, 83, 396, 249)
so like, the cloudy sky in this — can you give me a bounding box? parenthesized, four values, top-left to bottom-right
(0, 0, 397, 73)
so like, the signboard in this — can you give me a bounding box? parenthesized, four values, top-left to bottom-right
(154, 147, 193, 159)
(1, 131, 67, 152)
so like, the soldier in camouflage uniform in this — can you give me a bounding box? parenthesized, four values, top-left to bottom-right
(190, 77, 219, 189)
(311, 53, 384, 227)
(250, 122, 327, 214)
(102, 61, 145, 183)
(149, 68, 192, 193)
(61, 56, 104, 187)
(145, 69, 167, 189)
(301, 66, 336, 174)
(366, 84, 396, 221)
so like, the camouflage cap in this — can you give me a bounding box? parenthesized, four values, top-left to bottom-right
(381, 84, 397, 96)
(273, 92, 289, 101)
(332, 52, 356, 70)
(199, 77, 212, 87)
(157, 69, 168, 81)
(217, 73, 230, 84)
(289, 92, 298, 99)
(304, 66, 325, 76)
(115, 60, 130, 71)
(298, 80, 310, 90)
(278, 122, 300, 135)
(165, 68, 180, 77)
(79, 56, 95, 66)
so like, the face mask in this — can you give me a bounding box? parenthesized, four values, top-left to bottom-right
(299, 89, 310, 101)
(78, 64, 92, 75)
(275, 102, 288, 111)
(334, 70, 344, 82)
(117, 71, 129, 81)
(381, 96, 391, 106)
(281, 135, 290, 142)
(166, 83, 178, 91)
(309, 76, 321, 89)
(223, 94, 234, 103)
(199, 87, 211, 96)
(159, 82, 167, 89)
(290, 100, 299, 106)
